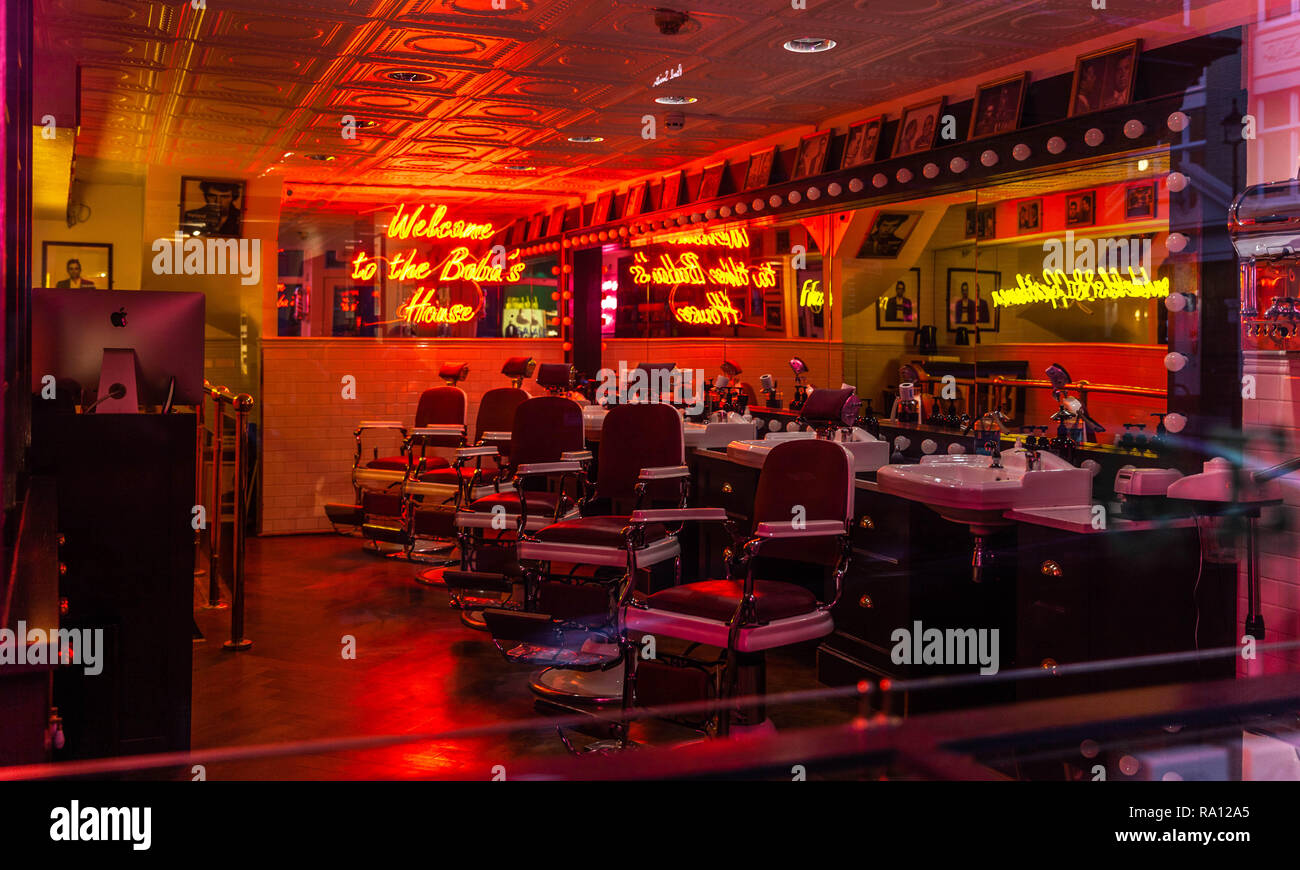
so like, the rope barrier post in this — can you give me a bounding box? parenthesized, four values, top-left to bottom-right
(204, 386, 231, 609)
(194, 381, 209, 579)
(224, 393, 254, 651)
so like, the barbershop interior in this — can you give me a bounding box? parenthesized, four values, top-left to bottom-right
(5, 0, 1300, 783)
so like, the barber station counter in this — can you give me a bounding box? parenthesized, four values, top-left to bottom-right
(690, 444, 1235, 715)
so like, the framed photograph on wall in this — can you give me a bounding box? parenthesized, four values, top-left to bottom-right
(764, 301, 784, 331)
(1125, 181, 1157, 219)
(964, 205, 997, 240)
(624, 181, 647, 218)
(661, 170, 684, 210)
(527, 212, 545, 241)
(793, 129, 832, 179)
(876, 267, 921, 331)
(892, 98, 944, 157)
(546, 204, 566, 236)
(1016, 198, 1043, 233)
(744, 146, 777, 190)
(697, 161, 727, 200)
(42, 241, 113, 289)
(1065, 190, 1096, 227)
(856, 211, 922, 259)
(179, 176, 246, 237)
(970, 73, 1029, 139)
(946, 268, 1000, 333)
(1069, 40, 1141, 117)
(589, 190, 613, 226)
(840, 115, 883, 170)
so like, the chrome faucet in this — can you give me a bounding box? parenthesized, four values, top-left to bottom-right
(971, 410, 1009, 467)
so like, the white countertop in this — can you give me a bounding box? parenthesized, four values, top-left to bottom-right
(1003, 504, 1196, 534)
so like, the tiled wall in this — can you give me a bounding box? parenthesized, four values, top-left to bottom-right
(260, 338, 563, 534)
(1242, 351, 1300, 677)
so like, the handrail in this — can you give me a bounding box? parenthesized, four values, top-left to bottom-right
(195, 380, 254, 650)
(912, 372, 1166, 400)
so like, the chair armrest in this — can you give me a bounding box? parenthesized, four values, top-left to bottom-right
(630, 508, 728, 524)
(561, 450, 593, 462)
(411, 425, 467, 438)
(456, 445, 499, 459)
(480, 431, 513, 443)
(515, 461, 583, 477)
(753, 520, 847, 538)
(357, 420, 406, 430)
(637, 465, 690, 481)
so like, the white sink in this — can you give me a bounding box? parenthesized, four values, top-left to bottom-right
(726, 430, 888, 472)
(684, 420, 757, 449)
(876, 449, 1093, 530)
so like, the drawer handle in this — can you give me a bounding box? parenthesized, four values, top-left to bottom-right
(721, 482, 734, 494)
(859, 594, 873, 609)
(858, 515, 874, 529)
(1040, 560, 1062, 577)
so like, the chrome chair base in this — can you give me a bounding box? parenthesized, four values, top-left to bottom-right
(460, 609, 489, 630)
(530, 665, 624, 706)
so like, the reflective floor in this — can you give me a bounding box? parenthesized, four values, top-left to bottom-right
(190, 533, 856, 780)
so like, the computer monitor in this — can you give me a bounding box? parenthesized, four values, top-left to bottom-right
(31, 288, 205, 411)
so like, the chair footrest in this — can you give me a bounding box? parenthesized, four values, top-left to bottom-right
(482, 610, 620, 669)
(443, 570, 512, 594)
(362, 522, 407, 545)
(324, 503, 363, 527)
(500, 642, 620, 670)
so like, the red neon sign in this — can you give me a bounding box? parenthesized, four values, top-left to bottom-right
(397, 286, 483, 326)
(350, 247, 524, 284)
(386, 203, 495, 241)
(672, 290, 742, 326)
(629, 251, 775, 290)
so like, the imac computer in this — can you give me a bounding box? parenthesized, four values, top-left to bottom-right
(31, 288, 205, 412)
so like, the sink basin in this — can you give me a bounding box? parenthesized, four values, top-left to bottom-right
(876, 448, 1093, 530)
(684, 420, 757, 449)
(727, 430, 888, 472)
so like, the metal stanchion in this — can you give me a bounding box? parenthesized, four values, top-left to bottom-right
(194, 381, 209, 579)
(204, 386, 231, 609)
(224, 393, 254, 651)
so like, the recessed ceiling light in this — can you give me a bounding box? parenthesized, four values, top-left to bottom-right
(306, 153, 336, 161)
(567, 135, 605, 143)
(654, 95, 697, 105)
(502, 164, 535, 171)
(783, 37, 836, 53)
(386, 70, 435, 83)
(346, 118, 379, 129)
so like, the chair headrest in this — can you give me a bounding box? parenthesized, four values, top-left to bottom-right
(789, 357, 809, 377)
(799, 387, 857, 425)
(439, 362, 470, 385)
(720, 359, 742, 377)
(535, 362, 575, 390)
(501, 357, 536, 379)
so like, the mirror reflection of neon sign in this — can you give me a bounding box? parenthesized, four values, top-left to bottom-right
(630, 251, 775, 289)
(799, 279, 830, 313)
(991, 268, 1170, 309)
(673, 290, 741, 326)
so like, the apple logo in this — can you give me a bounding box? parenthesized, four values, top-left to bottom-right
(110, 307, 127, 328)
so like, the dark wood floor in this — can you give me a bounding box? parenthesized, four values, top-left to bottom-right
(191, 533, 854, 780)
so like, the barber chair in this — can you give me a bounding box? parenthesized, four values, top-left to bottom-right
(479, 402, 689, 706)
(617, 438, 853, 743)
(716, 359, 758, 414)
(441, 393, 587, 626)
(410, 357, 539, 583)
(324, 363, 470, 541)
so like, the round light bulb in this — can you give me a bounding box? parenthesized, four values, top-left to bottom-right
(980, 149, 999, 167)
(827, 182, 842, 196)
(1167, 111, 1189, 132)
(1012, 143, 1031, 161)
(1084, 128, 1104, 147)
(872, 173, 888, 188)
(752, 198, 765, 210)
(1164, 293, 1186, 312)
(1166, 232, 1189, 253)
(922, 162, 939, 179)
(1123, 119, 1145, 139)
(1047, 136, 1066, 155)
(719, 206, 732, 217)
(769, 194, 782, 207)
(921, 439, 938, 455)
(950, 156, 969, 173)
(1164, 351, 1189, 372)
(848, 178, 864, 193)
(1167, 171, 1187, 192)
(1164, 412, 1187, 434)
(896, 167, 913, 183)
(947, 443, 967, 455)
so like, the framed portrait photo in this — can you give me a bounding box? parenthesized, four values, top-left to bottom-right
(840, 116, 883, 170)
(744, 146, 777, 191)
(793, 130, 832, 179)
(1016, 198, 1043, 233)
(764, 301, 784, 332)
(179, 176, 246, 238)
(661, 170, 684, 210)
(1069, 39, 1141, 117)
(589, 190, 613, 226)
(624, 181, 648, 219)
(1125, 181, 1157, 219)
(1065, 190, 1096, 228)
(546, 204, 566, 237)
(946, 268, 1000, 333)
(970, 73, 1029, 139)
(964, 205, 997, 240)
(697, 161, 727, 201)
(892, 98, 944, 158)
(42, 241, 113, 289)
(857, 211, 922, 259)
(876, 267, 921, 331)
